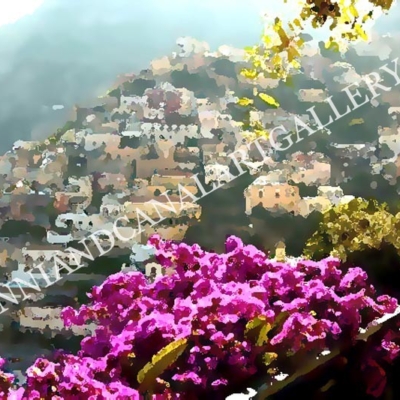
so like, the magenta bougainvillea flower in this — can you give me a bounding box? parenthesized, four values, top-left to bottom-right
(0, 235, 399, 399)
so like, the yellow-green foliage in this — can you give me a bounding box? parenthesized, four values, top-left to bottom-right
(304, 198, 400, 260)
(137, 338, 188, 393)
(349, 118, 365, 126)
(237, 0, 395, 141)
(293, 0, 394, 49)
(263, 352, 278, 367)
(238, 16, 304, 141)
(245, 316, 272, 346)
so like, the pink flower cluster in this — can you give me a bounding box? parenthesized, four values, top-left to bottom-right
(0, 235, 399, 399)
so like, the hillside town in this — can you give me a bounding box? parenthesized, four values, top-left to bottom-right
(1, 36, 400, 377)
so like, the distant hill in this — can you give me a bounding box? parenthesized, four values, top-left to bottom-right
(0, 0, 270, 152)
(0, 0, 399, 152)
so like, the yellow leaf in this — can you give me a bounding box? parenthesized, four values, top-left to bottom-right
(354, 24, 368, 41)
(237, 97, 254, 107)
(254, 129, 269, 140)
(259, 93, 280, 107)
(325, 38, 340, 52)
(263, 352, 278, 366)
(349, 5, 359, 18)
(291, 59, 301, 69)
(241, 69, 258, 80)
(293, 18, 303, 28)
(362, 12, 373, 23)
(244, 46, 258, 55)
(287, 46, 300, 62)
(261, 34, 273, 47)
(349, 118, 364, 126)
(271, 54, 282, 66)
(137, 338, 188, 392)
(273, 17, 282, 31)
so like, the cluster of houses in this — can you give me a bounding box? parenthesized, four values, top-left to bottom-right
(0, 36, 400, 374)
(244, 151, 355, 217)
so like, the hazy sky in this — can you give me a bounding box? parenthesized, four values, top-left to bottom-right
(2, 0, 399, 41)
(0, 0, 45, 27)
(0, 0, 397, 150)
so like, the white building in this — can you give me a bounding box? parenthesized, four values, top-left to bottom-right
(130, 243, 156, 264)
(204, 164, 232, 185)
(317, 186, 344, 205)
(46, 231, 74, 245)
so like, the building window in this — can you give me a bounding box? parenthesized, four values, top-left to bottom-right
(259, 190, 263, 198)
(275, 191, 280, 199)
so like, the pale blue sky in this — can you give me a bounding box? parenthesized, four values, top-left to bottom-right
(0, 0, 398, 150)
(0, 0, 316, 37)
(0, 0, 45, 27)
(2, 0, 399, 44)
